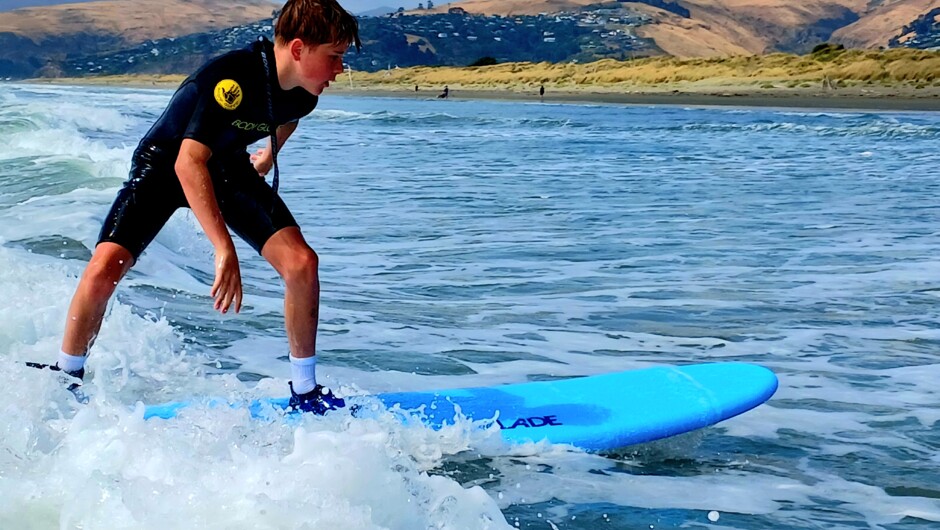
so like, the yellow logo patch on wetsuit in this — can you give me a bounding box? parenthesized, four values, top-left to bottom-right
(214, 79, 242, 110)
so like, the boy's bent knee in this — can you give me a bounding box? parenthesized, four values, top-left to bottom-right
(80, 261, 124, 300)
(81, 244, 132, 298)
(282, 248, 319, 285)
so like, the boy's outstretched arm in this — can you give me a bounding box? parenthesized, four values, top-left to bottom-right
(251, 121, 299, 176)
(176, 138, 243, 314)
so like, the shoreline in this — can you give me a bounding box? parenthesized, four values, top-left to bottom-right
(17, 77, 940, 112)
(328, 85, 940, 111)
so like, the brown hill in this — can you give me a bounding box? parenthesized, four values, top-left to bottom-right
(0, 0, 276, 45)
(832, 0, 940, 48)
(429, 0, 939, 56)
(634, 0, 868, 56)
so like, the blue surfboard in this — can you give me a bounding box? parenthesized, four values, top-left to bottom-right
(143, 362, 777, 451)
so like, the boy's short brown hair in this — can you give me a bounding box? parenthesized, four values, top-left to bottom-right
(275, 0, 362, 51)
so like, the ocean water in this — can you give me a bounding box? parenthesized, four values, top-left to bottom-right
(0, 82, 938, 529)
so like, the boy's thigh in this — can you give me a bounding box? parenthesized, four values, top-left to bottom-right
(216, 167, 300, 255)
(97, 160, 184, 262)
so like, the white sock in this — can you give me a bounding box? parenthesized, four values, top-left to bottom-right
(57, 350, 86, 373)
(290, 354, 317, 395)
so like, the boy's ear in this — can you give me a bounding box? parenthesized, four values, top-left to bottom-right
(289, 38, 305, 60)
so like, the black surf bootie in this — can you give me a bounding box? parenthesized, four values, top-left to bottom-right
(25, 362, 88, 403)
(287, 382, 345, 415)
(25, 361, 84, 381)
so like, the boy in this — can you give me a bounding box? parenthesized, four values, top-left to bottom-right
(49, 0, 360, 414)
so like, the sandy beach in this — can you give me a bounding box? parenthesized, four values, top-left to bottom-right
(328, 84, 940, 111)
(21, 76, 939, 111)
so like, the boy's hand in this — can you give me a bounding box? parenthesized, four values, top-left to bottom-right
(250, 148, 273, 177)
(211, 245, 242, 314)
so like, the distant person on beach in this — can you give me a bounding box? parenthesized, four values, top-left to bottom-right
(539, 84, 545, 101)
(46, 0, 360, 415)
(438, 85, 449, 99)
(415, 84, 419, 92)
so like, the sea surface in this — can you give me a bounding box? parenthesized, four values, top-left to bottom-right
(1, 82, 938, 529)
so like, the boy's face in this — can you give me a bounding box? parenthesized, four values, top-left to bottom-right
(296, 41, 349, 95)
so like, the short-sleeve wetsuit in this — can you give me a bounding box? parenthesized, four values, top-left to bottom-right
(98, 38, 318, 261)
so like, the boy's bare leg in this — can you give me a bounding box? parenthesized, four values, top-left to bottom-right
(261, 226, 342, 411)
(61, 242, 135, 356)
(261, 227, 319, 360)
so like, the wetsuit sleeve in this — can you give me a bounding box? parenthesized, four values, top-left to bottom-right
(181, 79, 230, 150)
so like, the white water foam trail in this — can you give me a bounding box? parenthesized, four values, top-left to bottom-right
(0, 246, 512, 529)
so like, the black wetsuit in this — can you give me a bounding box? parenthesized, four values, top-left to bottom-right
(98, 38, 319, 260)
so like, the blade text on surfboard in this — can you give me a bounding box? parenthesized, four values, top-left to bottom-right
(496, 415, 563, 429)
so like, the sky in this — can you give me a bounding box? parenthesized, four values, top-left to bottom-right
(0, 0, 424, 14)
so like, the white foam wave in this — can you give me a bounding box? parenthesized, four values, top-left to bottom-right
(0, 380, 511, 529)
(680, 120, 939, 138)
(0, 245, 511, 529)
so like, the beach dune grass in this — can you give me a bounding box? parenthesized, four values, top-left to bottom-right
(348, 48, 940, 91)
